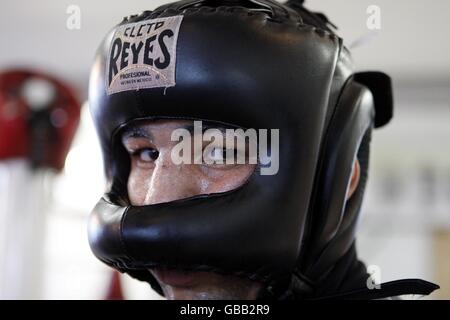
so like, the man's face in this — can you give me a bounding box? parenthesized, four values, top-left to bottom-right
(121, 119, 263, 300)
(121, 119, 361, 300)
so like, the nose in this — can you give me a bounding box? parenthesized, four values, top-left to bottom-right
(143, 150, 202, 205)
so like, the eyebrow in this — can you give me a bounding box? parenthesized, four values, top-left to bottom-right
(121, 126, 153, 141)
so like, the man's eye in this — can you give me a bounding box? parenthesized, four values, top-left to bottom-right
(133, 148, 159, 162)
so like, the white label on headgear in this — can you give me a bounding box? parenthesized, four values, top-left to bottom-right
(106, 15, 184, 95)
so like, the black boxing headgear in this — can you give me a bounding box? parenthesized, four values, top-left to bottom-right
(88, 0, 400, 299)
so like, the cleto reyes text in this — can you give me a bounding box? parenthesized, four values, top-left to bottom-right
(108, 20, 174, 86)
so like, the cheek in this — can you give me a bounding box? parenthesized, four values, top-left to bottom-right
(127, 163, 153, 205)
(200, 165, 256, 194)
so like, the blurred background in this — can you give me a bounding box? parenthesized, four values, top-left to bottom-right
(0, 0, 448, 299)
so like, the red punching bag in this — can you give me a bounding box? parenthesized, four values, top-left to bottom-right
(0, 69, 81, 170)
